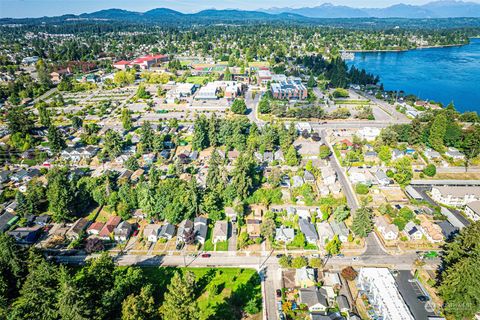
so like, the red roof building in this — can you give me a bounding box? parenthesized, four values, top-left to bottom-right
(87, 221, 105, 236)
(98, 216, 121, 239)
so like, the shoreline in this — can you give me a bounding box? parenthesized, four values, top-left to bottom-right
(345, 42, 471, 53)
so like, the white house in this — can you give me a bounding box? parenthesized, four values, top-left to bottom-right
(321, 167, 336, 186)
(299, 288, 329, 313)
(374, 216, 399, 241)
(404, 221, 424, 240)
(374, 169, 390, 186)
(275, 226, 295, 243)
(358, 127, 381, 141)
(445, 147, 465, 160)
(212, 220, 228, 243)
(143, 224, 162, 242)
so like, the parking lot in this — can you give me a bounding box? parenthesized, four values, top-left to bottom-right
(395, 270, 436, 319)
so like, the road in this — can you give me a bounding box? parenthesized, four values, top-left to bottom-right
(33, 87, 58, 104)
(245, 88, 265, 126)
(319, 129, 359, 211)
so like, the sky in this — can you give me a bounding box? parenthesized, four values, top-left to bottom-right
(1, 0, 479, 18)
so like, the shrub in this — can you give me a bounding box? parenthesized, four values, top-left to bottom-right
(355, 183, 369, 195)
(423, 164, 437, 177)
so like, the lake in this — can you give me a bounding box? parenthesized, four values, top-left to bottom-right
(346, 38, 480, 113)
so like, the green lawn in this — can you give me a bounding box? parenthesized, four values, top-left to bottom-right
(142, 267, 262, 320)
(186, 76, 209, 85)
(215, 240, 229, 251)
(203, 227, 214, 251)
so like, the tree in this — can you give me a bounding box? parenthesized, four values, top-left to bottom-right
(333, 205, 350, 222)
(125, 156, 139, 171)
(192, 115, 209, 151)
(307, 74, 317, 88)
(278, 255, 291, 268)
(326, 235, 341, 255)
(9, 253, 60, 320)
(103, 129, 123, 159)
(15, 192, 30, 219)
(47, 167, 75, 222)
(285, 145, 300, 166)
(37, 102, 51, 127)
(319, 145, 331, 159)
(378, 145, 392, 163)
(121, 285, 156, 320)
(355, 183, 369, 195)
(309, 257, 323, 268)
(85, 238, 105, 254)
(351, 207, 373, 238)
(47, 125, 66, 153)
(121, 108, 132, 131)
(260, 218, 276, 242)
(462, 126, 480, 172)
(36, 59, 52, 88)
(258, 98, 271, 114)
(341, 266, 358, 281)
(423, 164, 436, 177)
(231, 153, 255, 201)
(136, 84, 151, 99)
(159, 271, 200, 320)
(291, 256, 308, 269)
(438, 222, 480, 319)
(231, 99, 247, 115)
(71, 116, 83, 130)
(114, 70, 135, 86)
(429, 113, 447, 152)
(393, 157, 413, 187)
(6, 106, 34, 136)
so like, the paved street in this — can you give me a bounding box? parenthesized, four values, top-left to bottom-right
(320, 129, 359, 211)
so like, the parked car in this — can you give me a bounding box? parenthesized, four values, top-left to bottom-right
(276, 289, 282, 298)
(201, 253, 211, 258)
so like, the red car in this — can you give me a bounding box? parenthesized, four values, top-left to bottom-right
(133, 229, 139, 237)
(201, 253, 211, 258)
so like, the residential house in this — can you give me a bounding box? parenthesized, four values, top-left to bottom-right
(159, 223, 176, 240)
(33, 215, 51, 226)
(299, 218, 319, 244)
(374, 216, 399, 241)
(246, 218, 261, 239)
(10, 169, 28, 183)
(292, 175, 305, 188)
(465, 200, 480, 221)
(296, 267, 317, 288)
(336, 295, 350, 313)
(304, 170, 316, 183)
(330, 221, 350, 242)
(194, 217, 208, 244)
(98, 216, 122, 240)
(224, 207, 237, 222)
(424, 149, 441, 160)
(364, 151, 378, 163)
(358, 127, 381, 141)
(437, 221, 459, 240)
(374, 169, 390, 186)
(8, 225, 42, 244)
(131, 169, 145, 182)
(87, 222, 105, 236)
(431, 186, 480, 207)
(403, 221, 423, 240)
(213, 220, 228, 243)
(299, 287, 329, 313)
(177, 219, 195, 244)
(5, 201, 17, 214)
(391, 149, 405, 161)
(316, 222, 334, 244)
(0, 212, 18, 233)
(61, 146, 98, 162)
(66, 218, 90, 240)
(349, 172, 367, 185)
(275, 226, 295, 243)
(114, 221, 133, 242)
(143, 224, 161, 242)
(445, 147, 464, 160)
(321, 167, 336, 186)
(418, 215, 444, 243)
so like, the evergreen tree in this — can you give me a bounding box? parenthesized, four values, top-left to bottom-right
(121, 285, 156, 320)
(46, 167, 75, 222)
(192, 115, 209, 151)
(159, 271, 200, 320)
(429, 113, 447, 152)
(140, 121, 155, 152)
(351, 206, 373, 238)
(285, 145, 300, 166)
(103, 129, 123, 158)
(71, 116, 83, 130)
(37, 102, 51, 127)
(47, 125, 66, 153)
(121, 108, 132, 131)
(231, 99, 247, 115)
(15, 192, 31, 219)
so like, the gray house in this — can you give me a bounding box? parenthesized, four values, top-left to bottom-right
(299, 218, 319, 244)
(194, 217, 208, 244)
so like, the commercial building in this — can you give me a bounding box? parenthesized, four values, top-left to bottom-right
(113, 54, 168, 70)
(357, 268, 415, 320)
(271, 79, 307, 100)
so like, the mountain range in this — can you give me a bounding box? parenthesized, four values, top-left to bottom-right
(1, 0, 480, 24)
(263, 0, 480, 18)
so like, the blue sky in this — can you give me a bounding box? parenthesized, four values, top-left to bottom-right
(1, 0, 479, 18)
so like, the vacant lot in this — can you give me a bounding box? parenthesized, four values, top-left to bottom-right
(142, 267, 262, 320)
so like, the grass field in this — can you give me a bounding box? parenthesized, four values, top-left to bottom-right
(186, 76, 209, 85)
(142, 267, 262, 320)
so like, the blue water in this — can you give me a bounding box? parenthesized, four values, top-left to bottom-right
(346, 38, 480, 113)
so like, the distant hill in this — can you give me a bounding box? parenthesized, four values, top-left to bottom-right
(263, 1, 480, 18)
